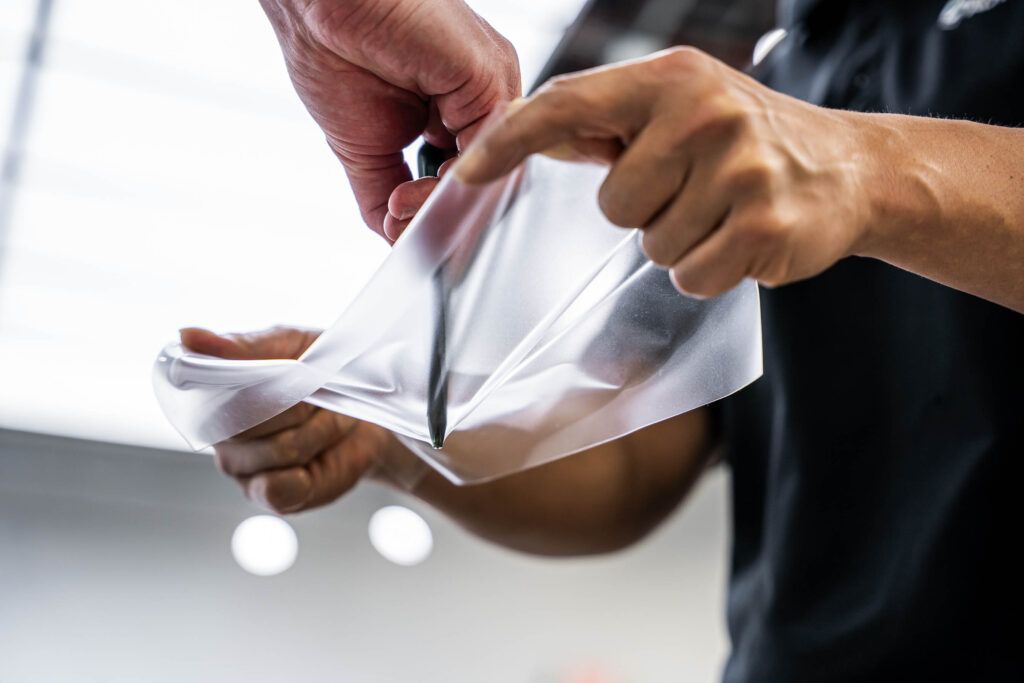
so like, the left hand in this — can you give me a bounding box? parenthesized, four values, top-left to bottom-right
(180, 326, 396, 513)
(453, 47, 888, 298)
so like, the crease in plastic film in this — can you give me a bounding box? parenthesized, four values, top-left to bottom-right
(153, 155, 762, 484)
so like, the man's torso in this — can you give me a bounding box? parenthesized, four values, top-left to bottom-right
(721, 1, 1024, 680)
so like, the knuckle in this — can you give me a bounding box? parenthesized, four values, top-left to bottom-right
(319, 413, 345, 444)
(503, 43, 520, 70)
(305, 410, 339, 448)
(270, 430, 301, 467)
(293, 402, 317, 424)
(533, 78, 576, 109)
(492, 31, 517, 60)
(534, 74, 605, 121)
(654, 46, 707, 75)
(734, 205, 788, 250)
(540, 73, 573, 91)
(724, 157, 776, 196)
(689, 97, 747, 140)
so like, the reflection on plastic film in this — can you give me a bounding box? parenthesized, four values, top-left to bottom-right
(154, 155, 762, 484)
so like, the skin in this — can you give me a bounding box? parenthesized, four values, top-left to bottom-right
(181, 326, 714, 556)
(196, 14, 1024, 556)
(258, 0, 521, 240)
(454, 47, 1024, 312)
(217, 0, 714, 556)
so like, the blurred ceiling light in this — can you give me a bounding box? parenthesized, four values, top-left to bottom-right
(368, 505, 433, 567)
(231, 515, 298, 576)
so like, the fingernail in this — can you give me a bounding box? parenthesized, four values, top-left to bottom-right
(676, 284, 708, 300)
(669, 271, 708, 300)
(382, 215, 402, 242)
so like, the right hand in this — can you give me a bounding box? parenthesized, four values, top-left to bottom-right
(180, 326, 394, 513)
(259, 0, 521, 241)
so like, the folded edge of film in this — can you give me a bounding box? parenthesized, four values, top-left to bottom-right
(153, 155, 762, 484)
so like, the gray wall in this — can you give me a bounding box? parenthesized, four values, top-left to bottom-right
(0, 429, 730, 682)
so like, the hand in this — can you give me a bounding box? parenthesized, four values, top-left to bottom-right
(454, 48, 887, 298)
(259, 0, 521, 241)
(180, 326, 395, 513)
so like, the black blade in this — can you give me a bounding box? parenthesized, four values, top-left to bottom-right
(427, 269, 448, 449)
(419, 142, 450, 449)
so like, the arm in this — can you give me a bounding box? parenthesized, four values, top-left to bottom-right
(855, 115, 1024, 312)
(404, 407, 713, 556)
(182, 327, 715, 557)
(455, 48, 1024, 313)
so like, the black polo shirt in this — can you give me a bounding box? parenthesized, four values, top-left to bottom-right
(720, 1, 1024, 681)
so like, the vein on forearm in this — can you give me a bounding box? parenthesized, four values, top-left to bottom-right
(857, 114, 1024, 313)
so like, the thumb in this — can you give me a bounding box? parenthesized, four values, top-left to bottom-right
(384, 176, 440, 241)
(179, 326, 320, 360)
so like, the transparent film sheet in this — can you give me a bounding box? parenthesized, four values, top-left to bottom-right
(153, 156, 762, 484)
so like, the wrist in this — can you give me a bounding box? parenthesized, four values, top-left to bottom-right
(849, 112, 945, 262)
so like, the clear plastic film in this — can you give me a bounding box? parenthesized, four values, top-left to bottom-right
(153, 155, 762, 485)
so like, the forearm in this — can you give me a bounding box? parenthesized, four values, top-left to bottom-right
(856, 114, 1024, 312)
(376, 409, 716, 556)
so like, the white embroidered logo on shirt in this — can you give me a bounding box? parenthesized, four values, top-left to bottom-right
(938, 0, 1008, 29)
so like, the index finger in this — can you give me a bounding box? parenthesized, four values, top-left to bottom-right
(453, 67, 646, 185)
(452, 91, 583, 184)
(228, 402, 318, 442)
